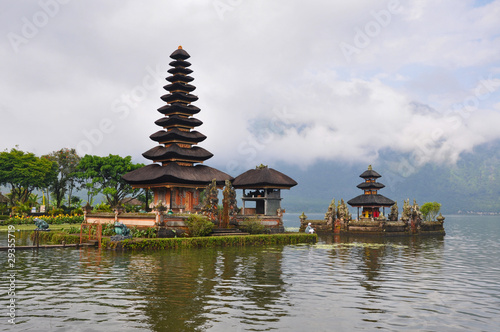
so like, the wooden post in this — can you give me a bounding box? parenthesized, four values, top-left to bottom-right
(80, 224, 84, 244)
(97, 224, 102, 248)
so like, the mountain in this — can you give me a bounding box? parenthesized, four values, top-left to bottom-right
(277, 140, 500, 214)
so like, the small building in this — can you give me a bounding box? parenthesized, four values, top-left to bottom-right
(347, 165, 395, 220)
(233, 165, 297, 216)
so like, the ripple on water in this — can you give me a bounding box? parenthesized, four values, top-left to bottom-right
(2, 218, 500, 332)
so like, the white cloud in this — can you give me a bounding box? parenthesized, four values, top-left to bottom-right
(1, 0, 499, 174)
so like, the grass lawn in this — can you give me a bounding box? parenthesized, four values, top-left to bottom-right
(0, 223, 78, 232)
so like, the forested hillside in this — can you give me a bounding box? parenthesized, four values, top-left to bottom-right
(280, 140, 500, 214)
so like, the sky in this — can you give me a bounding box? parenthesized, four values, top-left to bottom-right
(2, 0, 500, 178)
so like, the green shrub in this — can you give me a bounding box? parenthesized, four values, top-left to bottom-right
(64, 226, 81, 234)
(124, 203, 142, 213)
(71, 208, 84, 216)
(102, 223, 115, 236)
(240, 217, 266, 234)
(1, 214, 83, 225)
(94, 202, 112, 212)
(30, 231, 86, 244)
(49, 208, 64, 216)
(185, 214, 214, 237)
(107, 233, 317, 250)
(421, 202, 442, 221)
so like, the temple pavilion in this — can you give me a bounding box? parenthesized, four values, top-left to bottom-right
(233, 165, 297, 216)
(347, 165, 395, 220)
(122, 46, 232, 213)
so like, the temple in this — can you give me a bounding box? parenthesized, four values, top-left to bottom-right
(299, 165, 445, 236)
(122, 46, 232, 213)
(233, 165, 297, 216)
(347, 165, 395, 220)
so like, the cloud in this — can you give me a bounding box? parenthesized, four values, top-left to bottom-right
(1, 0, 499, 175)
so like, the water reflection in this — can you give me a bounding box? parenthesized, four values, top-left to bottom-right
(110, 246, 288, 331)
(1, 217, 500, 332)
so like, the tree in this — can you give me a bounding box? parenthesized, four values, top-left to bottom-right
(43, 148, 81, 208)
(421, 202, 441, 221)
(75, 154, 143, 207)
(0, 148, 57, 206)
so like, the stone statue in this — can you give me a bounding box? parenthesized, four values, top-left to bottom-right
(34, 218, 49, 230)
(411, 199, 423, 222)
(222, 180, 238, 227)
(388, 202, 398, 221)
(114, 222, 130, 236)
(111, 222, 132, 241)
(201, 179, 219, 223)
(337, 199, 351, 221)
(402, 199, 411, 221)
(324, 198, 336, 225)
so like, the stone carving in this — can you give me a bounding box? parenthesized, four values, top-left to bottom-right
(222, 180, 238, 227)
(401, 199, 411, 221)
(324, 198, 336, 226)
(202, 179, 219, 223)
(337, 199, 351, 221)
(34, 218, 50, 230)
(411, 199, 423, 222)
(111, 222, 132, 241)
(388, 202, 399, 221)
(151, 200, 168, 213)
(114, 222, 130, 236)
(436, 213, 445, 224)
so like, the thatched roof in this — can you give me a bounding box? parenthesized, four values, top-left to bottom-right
(142, 144, 213, 163)
(359, 165, 382, 179)
(154, 114, 202, 128)
(169, 59, 191, 67)
(232, 166, 297, 189)
(356, 182, 385, 190)
(157, 103, 200, 116)
(160, 92, 198, 104)
(122, 163, 233, 187)
(170, 46, 190, 60)
(165, 82, 196, 93)
(347, 194, 395, 207)
(149, 129, 206, 144)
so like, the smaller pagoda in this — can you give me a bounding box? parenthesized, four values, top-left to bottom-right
(347, 165, 395, 220)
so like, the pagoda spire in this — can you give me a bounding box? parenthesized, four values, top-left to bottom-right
(347, 165, 395, 220)
(142, 47, 213, 166)
(123, 47, 232, 194)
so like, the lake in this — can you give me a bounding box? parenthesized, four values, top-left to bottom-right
(1, 215, 500, 331)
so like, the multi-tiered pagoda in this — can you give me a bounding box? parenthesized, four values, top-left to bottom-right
(123, 46, 232, 213)
(347, 165, 395, 220)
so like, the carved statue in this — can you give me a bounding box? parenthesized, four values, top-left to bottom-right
(110, 222, 132, 241)
(201, 179, 219, 223)
(222, 180, 238, 227)
(402, 199, 411, 221)
(411, 199, 423, 222)
(337, 199, 351, 221)
(34, 218, 49, 230)
(152, 200, 168, 212)
(324, 198, 336, 225)
(114, 222, 130, 236)
(388, 202, 399, 221)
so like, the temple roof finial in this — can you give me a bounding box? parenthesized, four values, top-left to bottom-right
(178, 45, 183, 49)
(368, 165, 372, 170)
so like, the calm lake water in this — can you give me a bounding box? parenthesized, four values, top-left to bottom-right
(1, 215, 500, 331)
